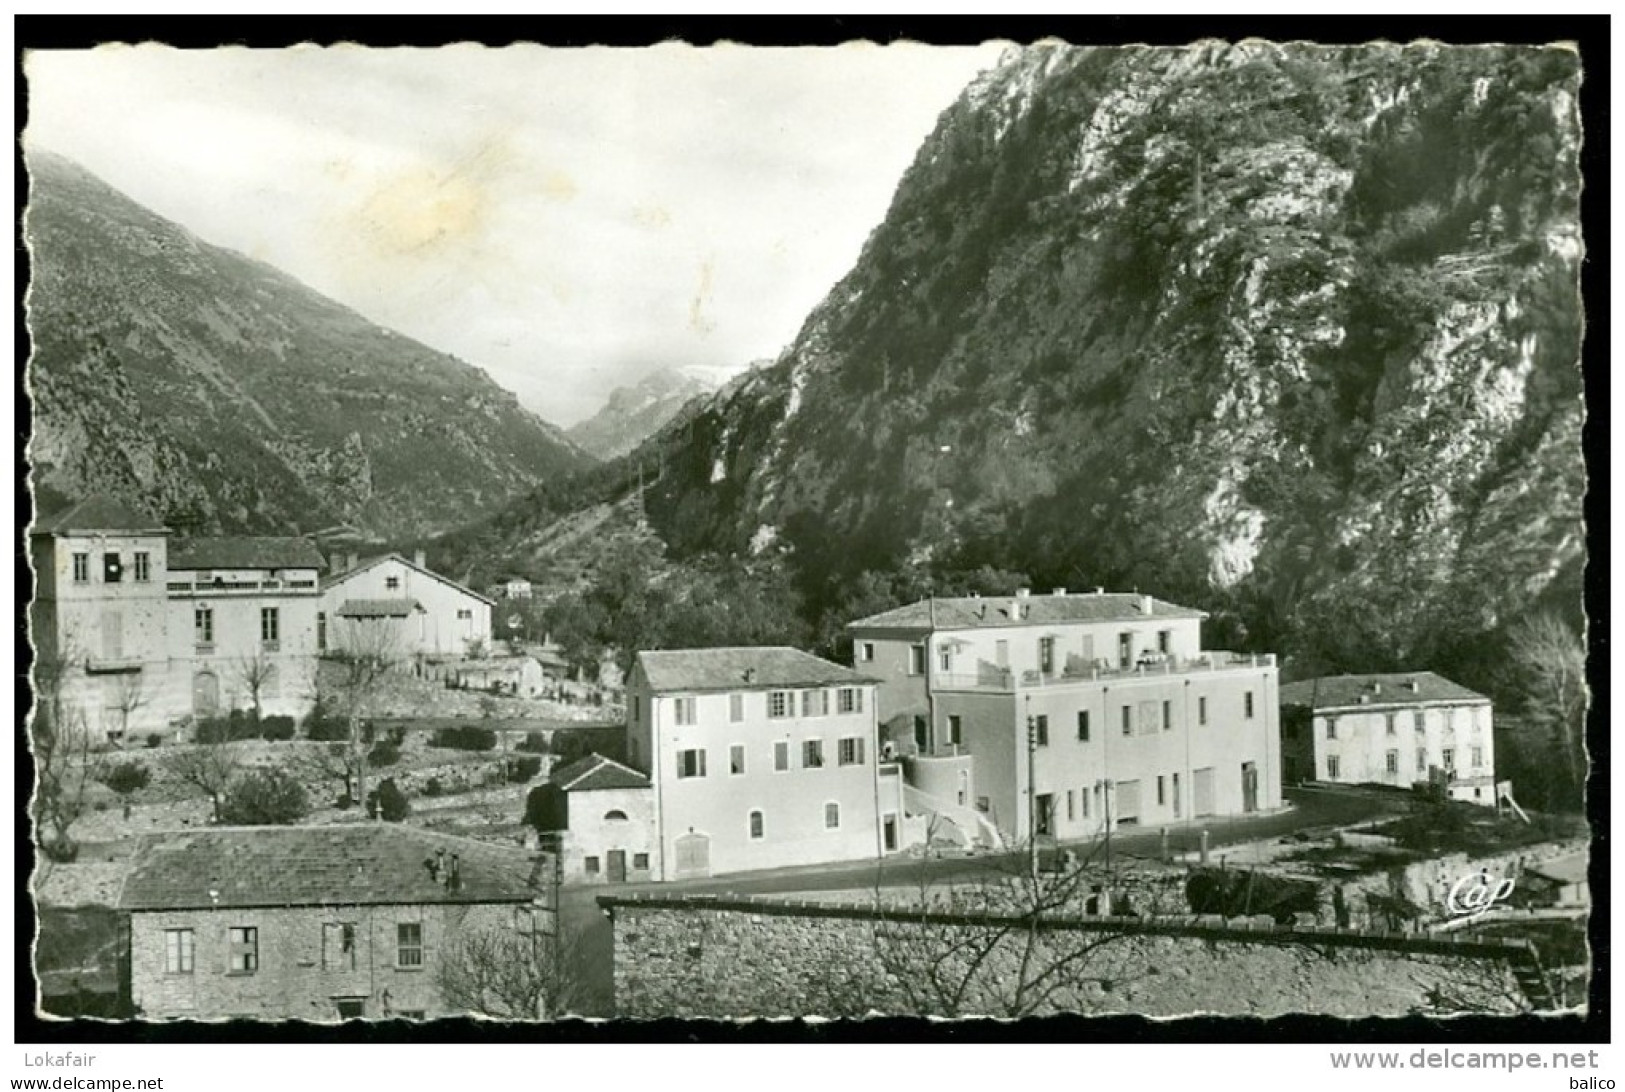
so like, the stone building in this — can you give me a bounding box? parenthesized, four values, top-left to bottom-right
(319, 551, 492, 660)
(29, 496, 322, 741)
(625, 647, 889, 880)
(847, 589, 1282, 845)
(119, 825, 548, 1021)
(1279, 672, 1496, 804)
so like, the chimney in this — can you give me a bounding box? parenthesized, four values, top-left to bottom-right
(1052, 587, 1067, 597)
(1095, 587, 1105, 596)
(743, 667, 757, 684)
(1016, 588, 1030, 599)
(1140, 594, 1154, 615)
(413, 548, 427, 569)
(1370, 681, 1383, 696)
(1406, 678, 1420, 693)
(1358, 694, 1371, 705)
(447, 854, 462, 893)
(347, 551, 359, 573)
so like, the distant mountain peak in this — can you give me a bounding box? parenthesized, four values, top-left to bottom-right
(566, 366, 720, 461)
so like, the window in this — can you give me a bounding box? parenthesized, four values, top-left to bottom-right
(385, 576, 401, 591)
(1444, 708, 1456, 733)
(749, 810, 764, 839)
(317, 612, 327, 652)
(729, 693, 744, 722)
(1035, 793, 1054, 836)
(1118, 632, 1133, 667)
(1032, 715, 1049, 747)
(1077, 710, 1090, 741)
(1038, 637, 1055, 675)
(260, 607, 280, 649)
(1472, 746, 1484, 769)
(909, 645, 926, 675)
(133, 552, 151, 582)
(456, 608, 472, 621)
(604, 810, 628, 821)
(824, 802, 841, 830)
(1080, 785, 1090, 818)
(71, 553, 89, 583)
(1385, 750, 1400, 775)
(676, 748, 707, 779)
(1324, 717, 1337, 741)
(1417, 750, 1428, 773)
(945, 715, 962, 747)
(324, 922, 358, 971)
(674, 696, 697, 726)
(396, 923, 423, 967)
(1244, 691, 1255, 719)
(803, 739, 825, 769)
(859, 642, 875, 662)
(802, 689, 829, 717)
(1156, 775, 1166, 806)
(1162, 701, 1173, 731)
(633, 853, 650, 871)
(103, 552, 123, 583)
(1172, 773, 1181, 818)
(1158, 629, 1172, 654)
(1442, 747, 1455, 771)
(837, 688, 863, 714)
(730, 744, 746, 776)
(164, 929, 194, 974)
(774, 741, 789, 772)
(1066, 790, 1076, 821)
(1326, 756, 1341, 779)
(938, 647, 952, 672)
(838, 737, 866, 766)
(1385, 713, 1397, 736)
(396, 1010, 426, 1020)
(229, 927, 259, 974)
(584, 856, 600, 875)
(1121, 706, 1132, 736)
(1198, 696, 1208, 726)
(768, 691, 792, 718)
(335, 1000, 366, 1020)
(1413, 710, 1426, 734)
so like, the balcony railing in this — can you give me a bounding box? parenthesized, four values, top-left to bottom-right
(933, 651, 1277, 692)
(165, 577, 318, 596)
(85, 655, 143, 674)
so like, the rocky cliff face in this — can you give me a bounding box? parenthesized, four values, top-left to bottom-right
(25, 152, 591, 539)
(637, 42, 1584, 678)
(566, 368, 717, 461)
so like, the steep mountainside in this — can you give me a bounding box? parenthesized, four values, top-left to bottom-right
(25, 152, 591, 538)
(627, 42, 1583, 679)
(566, 368, 717, 460)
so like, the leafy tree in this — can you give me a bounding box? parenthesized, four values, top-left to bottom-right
(31, 623, 96, 864)
(99, 760, 150, 800)
(220, 768, 310, 825)
(372, 777, 410, 822)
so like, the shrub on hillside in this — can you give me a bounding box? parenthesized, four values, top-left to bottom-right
(259, 715, 297, 742)
(219, 769, 310, 826)
(368, 740, 402, 768)
(423, 777, 445, 798)
(506, 756, 543, 783)
(371, 778, 411, 822)
(516, 732, 550, 754)
(145, 733, 164, 750)
(99, 760, 151, 798)
(431, 725, 497, 752)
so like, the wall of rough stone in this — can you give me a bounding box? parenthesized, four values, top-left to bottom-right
(606, 897, 1528, 1019)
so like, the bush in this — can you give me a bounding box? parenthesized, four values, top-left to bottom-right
(431, 725, 497, 752)
(219, 769, 310, 825)
(259, 715, 297, 742)
(516, 732, 550, 754)
(100, 760, 151, 798)
(372, 778, 410, 822)
(506, 756, 543, 783)
(423, 777, 445, 798)
(197, 714, 262, 744)
(368, 740, 402, 768)
(145, 733, 164, 750)
(524, 784, 566, 832)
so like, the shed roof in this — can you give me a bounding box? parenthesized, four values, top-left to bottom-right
(169, 536, 326, 571)
(335, 598, 422, 619)
(118, 825, 543, 911)
(635, 647, 877, 693)
(847, 592, 1205, 632)
(1279, 672, 1489, 711)
(33, 495, 168, 536)
(550, 753, 651, 793)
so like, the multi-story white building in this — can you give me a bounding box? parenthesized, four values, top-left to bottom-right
(625, 648, 892, 880)
(848, 588, 1282, 845)
(319, 552, 492, 660)
(1279, 672, 1496, 804)
(29, 496, 322, 740)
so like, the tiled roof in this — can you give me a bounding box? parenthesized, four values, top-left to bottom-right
(323, 553, 494, 605)
(169, 536, 326, 571)
(551, 753, 650, 793)
(1279, 672, 1490, 711)
(118, 825, 544, 911)
(336, 598, 422, 619)
(847, 592, 1206, 632)
(636, 647, 878, 693)
(33, 495, 167, 535)
(1526, 853, 1588, 887)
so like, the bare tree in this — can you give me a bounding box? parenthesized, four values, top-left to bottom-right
(321, 618, 405, 811)
(165, 742, 245, 823)
(1508, 612, 1588, 800)
(30, 622, 97, 865)
(108, 674, 147, 742)
(435, 913, 585, 1020)
(233, 649, 278, 723)
(295, 742, 363, 808)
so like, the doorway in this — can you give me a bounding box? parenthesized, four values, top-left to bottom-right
(882, 814, 898, 852)
(1242, 762, 1259, 813)
(674, 832, 711, 877)
(193, 671, 220, 717)
(607, 849, 627, 883)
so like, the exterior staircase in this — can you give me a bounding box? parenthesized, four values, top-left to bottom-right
(901, 783, 1005, 852)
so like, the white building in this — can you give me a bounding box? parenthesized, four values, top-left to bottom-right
(626, 648, 889, 880)
(536, 754, 656, 885)
(848, 588, 1282, 845)
(1279, 672, 1496, 804)
(319, 552, 492, 660)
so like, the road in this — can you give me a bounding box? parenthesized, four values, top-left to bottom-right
(559, 786, 1407, 1015)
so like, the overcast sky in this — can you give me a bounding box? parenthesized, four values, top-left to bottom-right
(23, 43, 1007, 426)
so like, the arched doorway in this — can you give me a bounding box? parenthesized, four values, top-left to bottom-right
(674, 832, 711, 878)
(193, 671, 220, 717)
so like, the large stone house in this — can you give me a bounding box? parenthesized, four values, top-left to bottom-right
(319, 552, 492, 660)
(29, 496, 323, 740)
(847, 588, 1282, 845)
(624, 647, 896, 880)
(1279, 672, 1496, 804)
(119, 825, 548, 1021)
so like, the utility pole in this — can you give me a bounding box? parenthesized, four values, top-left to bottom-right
(1026, 699, 1039, 886)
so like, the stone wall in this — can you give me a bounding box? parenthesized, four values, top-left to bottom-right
(604, 896, 1530, 1019)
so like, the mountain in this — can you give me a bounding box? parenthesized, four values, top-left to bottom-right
(24, 152, 592, 540)
(566, 367, 718, 461)
(617, 42, 1584, 684)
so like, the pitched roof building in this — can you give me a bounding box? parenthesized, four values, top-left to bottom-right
(636, 646, 878, 693)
